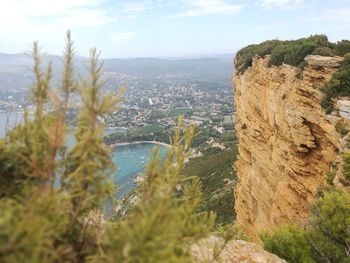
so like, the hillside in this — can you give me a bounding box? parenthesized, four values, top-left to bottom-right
(0, 53, 233, 92)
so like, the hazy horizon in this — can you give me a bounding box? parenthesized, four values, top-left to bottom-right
(0, 0, 349, 58)
(0, 51, 235, 60)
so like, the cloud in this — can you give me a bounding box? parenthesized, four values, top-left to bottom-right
(178, 0, 244, 17)
(258, 0, 303, 7)
(0, 0, 116, 28)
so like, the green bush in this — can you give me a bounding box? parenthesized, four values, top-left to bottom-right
(308, 191, 350, 263)
(269, 44, 288, 66)
(321, 58, 350, 113)
(326, 170, 336, 185)
(261, 225, 313, 263)
(343, 152, 350, 180)
(312, 46, 334, 56)
(268, 41, 317, 67)
(334, 40, 350, 56)
(262, 190, 350, 263)
(335, 122, 350, 137)
(284, 42, 317, 66)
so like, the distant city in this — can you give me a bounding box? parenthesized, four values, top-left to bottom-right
(0, 53, 235, 143)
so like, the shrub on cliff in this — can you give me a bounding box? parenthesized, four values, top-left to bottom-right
(261, 225, 313, 263)
(335, 40, 350, 56)
(321, 54, 350, 113)
(343, 152, 350, 180)
(312, 47, 334, 56)
(235, 40, 282, 74)
(262, 190, 350, 263)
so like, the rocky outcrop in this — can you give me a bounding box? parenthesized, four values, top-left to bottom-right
(304, 55, 342, 68)
(191, 237, 286, 263)
(336, 99, 350, 120)
(233, 55, 343, 241)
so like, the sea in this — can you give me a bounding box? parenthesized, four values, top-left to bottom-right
(0, 111, 168, 198)
(112, 143, 168, 198)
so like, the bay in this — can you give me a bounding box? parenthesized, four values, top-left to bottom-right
(0, 112, 169, 198)
(112, 143, 168, 198)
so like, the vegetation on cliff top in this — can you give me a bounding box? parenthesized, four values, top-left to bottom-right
(235, 34, 350, 74)
(262, 189, 350, 263)
(321, 53, 350, 113)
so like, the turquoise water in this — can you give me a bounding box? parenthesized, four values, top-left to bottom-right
(112, 143, 168, 198)
(0, 112, 168, 198)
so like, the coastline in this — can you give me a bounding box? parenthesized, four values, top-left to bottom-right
(109, 140, 171, 149)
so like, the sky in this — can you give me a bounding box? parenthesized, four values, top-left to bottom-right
(0, 0, 349, 58)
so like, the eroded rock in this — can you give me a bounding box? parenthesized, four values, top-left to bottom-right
(305, 55, 342, 68)
(234, 56, 340, 241)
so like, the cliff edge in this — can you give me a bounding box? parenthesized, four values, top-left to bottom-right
(233, 55, 343, 241)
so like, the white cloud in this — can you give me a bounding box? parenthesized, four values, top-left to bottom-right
(178, 0, 244, 17)
(0, 0, 146, 54)
(0, 0, 114, 29)
(258, 0, 303, 7)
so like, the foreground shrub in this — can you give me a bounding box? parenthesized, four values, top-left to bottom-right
(0, 32, 232, 263)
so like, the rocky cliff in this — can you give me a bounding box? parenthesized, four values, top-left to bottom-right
(233, 55, 343, 241)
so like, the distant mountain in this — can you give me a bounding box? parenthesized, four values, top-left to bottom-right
(0, 53, 234, 92)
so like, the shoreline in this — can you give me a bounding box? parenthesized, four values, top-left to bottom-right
(109, 140, 171, 149)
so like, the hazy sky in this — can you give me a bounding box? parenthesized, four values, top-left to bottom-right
(0, 0, 349, 58)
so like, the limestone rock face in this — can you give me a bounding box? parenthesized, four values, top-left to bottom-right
(191, 237, 286, 263)
(234, 56, 341, 241)
(336, 99, 350, 121)
(305, 55, 342, 68)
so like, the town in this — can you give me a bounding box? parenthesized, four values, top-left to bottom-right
(0, 65, 236, 147)
(102, 72, 236, 145)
